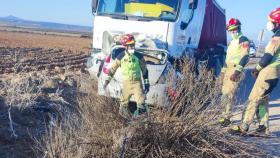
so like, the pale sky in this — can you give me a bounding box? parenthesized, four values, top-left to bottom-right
(0, 0, 279, 41)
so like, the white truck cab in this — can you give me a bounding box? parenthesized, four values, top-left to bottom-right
(87, 0, 227, 104)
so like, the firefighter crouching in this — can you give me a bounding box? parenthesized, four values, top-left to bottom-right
(103, 34, 150, 118)
(219, 18, 250, 127)
(229, 8, 280, 135)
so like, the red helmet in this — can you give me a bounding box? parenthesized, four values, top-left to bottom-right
(121, 34, 135, 46)
(268, 8, 280, 24)
(226, 18, 241, 31)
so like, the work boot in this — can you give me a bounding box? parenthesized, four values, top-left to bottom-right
(218, 117, 231, 127)
(228, 124, 248, 136)
(133, 108, 140, 117)
(133, 108, 145, 117)
(133, 104, 149, 117)
(119, 105, 131, 119)
(255, 125, 266, 133)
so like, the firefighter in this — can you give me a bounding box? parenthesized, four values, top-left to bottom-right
(219, 18, 250, 127)
(103, 34, 150, 118)
(229, 8, 280, 135)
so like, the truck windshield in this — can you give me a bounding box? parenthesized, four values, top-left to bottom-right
(97, 0, 180, 21)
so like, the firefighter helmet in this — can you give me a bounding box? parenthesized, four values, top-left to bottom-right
(227, 18, 241, 31)
(268, 8, 280, 24)
(121, 34, 135, 46)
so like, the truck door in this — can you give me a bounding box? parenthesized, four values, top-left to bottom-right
(178, 0, 206, 50)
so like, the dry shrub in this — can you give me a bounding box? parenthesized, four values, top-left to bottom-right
(3, 73, 42, 109)
(121, 59, 266, 158)
(37, 59, 267, 158)
(0, 71, 82, 157)
(35, 74, 126, 158)
(1, 72, 75, 110)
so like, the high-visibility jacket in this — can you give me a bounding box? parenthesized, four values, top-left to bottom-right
(255, 30, 280, 71)
(222, 33, 250, 72)
(108, 51, 149, 84)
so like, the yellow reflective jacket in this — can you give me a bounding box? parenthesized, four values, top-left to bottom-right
(222, 33, 250, 72)
(108, 51, 149, 82)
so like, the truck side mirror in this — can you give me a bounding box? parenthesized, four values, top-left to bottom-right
(92, 0, 98, 13)
(188, 0, 198, 9)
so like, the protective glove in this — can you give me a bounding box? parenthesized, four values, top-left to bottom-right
(251, 68, 259, 78)
(103, 80, 110, 89)
(230, 71, 241, 82)
(144, 83, 150, 94)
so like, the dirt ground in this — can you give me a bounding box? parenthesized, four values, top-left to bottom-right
(0, 47, 89, 74)
(0, 30, 92, 158)
(0, 30, 92, 75)
(0, 30, 91, 52)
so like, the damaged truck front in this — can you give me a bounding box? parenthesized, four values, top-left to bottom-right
(87, 0, 227, 104)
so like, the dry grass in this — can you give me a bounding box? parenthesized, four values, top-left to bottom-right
(0, 70, 85, 157)
(35, 59, 267, 158)
(3, 73, 42, 110)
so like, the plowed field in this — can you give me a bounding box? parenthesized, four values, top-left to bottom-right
(0, 30, 91, 74)
(0, 31, 91, 52)
(0, 47, 89, 74)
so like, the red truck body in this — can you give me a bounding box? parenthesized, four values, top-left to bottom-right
(199, 0, 227, 49)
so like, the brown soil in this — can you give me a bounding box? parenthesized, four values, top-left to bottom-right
(0, 30, 92, 74)
(0, 47, 89, 74)
(0, 31, 91, 52)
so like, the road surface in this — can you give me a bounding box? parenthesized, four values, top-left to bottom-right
(233, 64, 280, 157)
